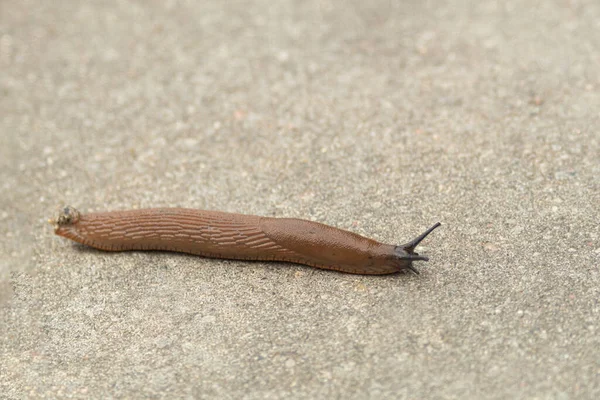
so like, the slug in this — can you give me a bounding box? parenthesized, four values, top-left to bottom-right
(52, 206, 440, 275)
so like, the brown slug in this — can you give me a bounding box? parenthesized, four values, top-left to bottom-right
(52, 206, 440, 275)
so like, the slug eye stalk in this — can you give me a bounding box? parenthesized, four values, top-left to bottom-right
(401, 222, 442, 253)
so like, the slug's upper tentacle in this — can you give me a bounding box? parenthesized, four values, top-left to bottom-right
(399, 222, 442, 253)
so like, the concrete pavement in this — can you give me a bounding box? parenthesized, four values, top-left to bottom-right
(1, 1, 599, 398)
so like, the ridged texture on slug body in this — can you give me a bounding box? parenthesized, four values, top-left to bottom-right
(53, 206, 440, 275)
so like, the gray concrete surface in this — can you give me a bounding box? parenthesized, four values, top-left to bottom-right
(1, 0, 599, 398)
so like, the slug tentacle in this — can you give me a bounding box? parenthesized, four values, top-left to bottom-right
(400, 222, 442, 253)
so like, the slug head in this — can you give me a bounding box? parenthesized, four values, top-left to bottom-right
(392, 222, 441, 274)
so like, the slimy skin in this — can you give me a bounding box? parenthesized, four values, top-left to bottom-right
(53, 206, 440, 275)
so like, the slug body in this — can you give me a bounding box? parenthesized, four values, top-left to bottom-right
(53, 206, 440, 275)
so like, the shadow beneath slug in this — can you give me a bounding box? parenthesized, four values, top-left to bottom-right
(71, 243, 103, 253)
(69, 244, 201, 260)
(65, 243, 426, 277)
(257, 260, 425, 279)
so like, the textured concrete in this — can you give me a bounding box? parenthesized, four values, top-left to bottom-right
(1, 0, 599, 398)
